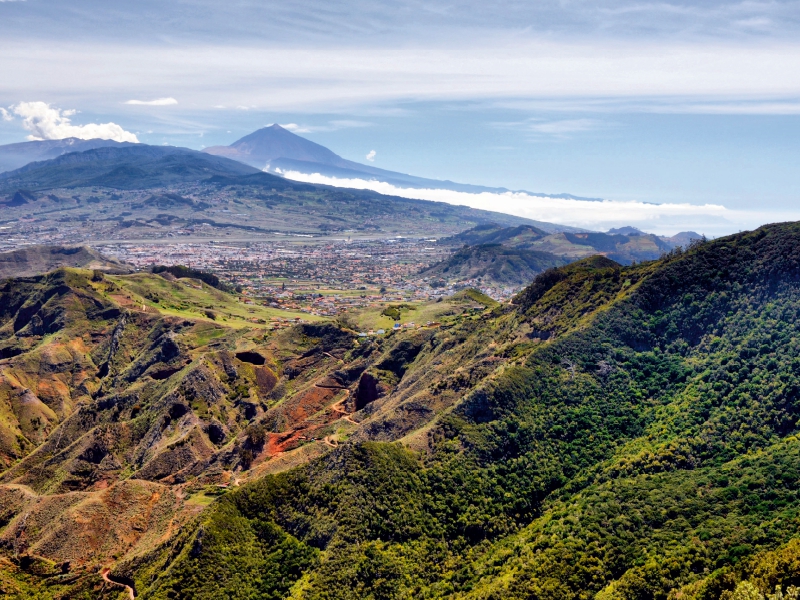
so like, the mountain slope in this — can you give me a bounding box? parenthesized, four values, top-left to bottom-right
(122, 222, 800, 600)
(0, 245, 129, 278)
(204, 125, 601, 203)
(0, 145, 260, 192)
(0, 138, 132, 174)
(444, 222, 679, 264)
(0, 145, 570, 241)
(420, 243, 567, 286)
(5, 224, 800, 599)
(438, 223, 549, 246)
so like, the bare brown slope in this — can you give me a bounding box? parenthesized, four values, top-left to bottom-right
(0, 245, 129, 279)
(0, 267, 534, 589)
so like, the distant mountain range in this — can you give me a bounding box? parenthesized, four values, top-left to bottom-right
(420, 243, 568, 286)
(0, 144, 260, 192)
(0, 137, 132, 174)
(203, 124, 602, 200)
(439, 222, 704, 266)
(0, 142, 572, 244)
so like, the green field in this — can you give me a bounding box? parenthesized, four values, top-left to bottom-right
(103, 272, 323, 327)
(346, 292, 487, 331)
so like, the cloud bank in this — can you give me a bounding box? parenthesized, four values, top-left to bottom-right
(124, 97, 178, 106)
(277, 171, 800, 237)
(5, 40, 800, 115)
(9, 102, 139, 143)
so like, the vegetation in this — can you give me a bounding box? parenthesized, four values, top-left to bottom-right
(108, 222, 800, 599)
(421, 243, 566, 286)
(6, 223, 800, 599)
(440, 222, 682, 265)
(152, 264, 230, 292)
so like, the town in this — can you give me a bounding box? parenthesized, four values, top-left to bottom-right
(98, 238, 518, 319)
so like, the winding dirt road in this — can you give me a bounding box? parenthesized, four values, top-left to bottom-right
(101, 567, 136, 599)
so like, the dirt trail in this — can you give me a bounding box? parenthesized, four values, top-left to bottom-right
(266, 383, 359, 455)
(101, 567, 136, 600)
(329, 390, 358, 425)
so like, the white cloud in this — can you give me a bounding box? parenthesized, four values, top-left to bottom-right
(527, 118, 605, 136)
(3, 40, 800, 115)
(276, 171, 800, 237)
(124, 97, 178, 106)
(280, 122, 310, 133)
(279, 120, 371, 133)
(366, 149, 376, 162)
(494, 97, 800, 116)
(10, 101, 138, 142)
(0, 107, 11, 121)
(493, 117, 607, 138)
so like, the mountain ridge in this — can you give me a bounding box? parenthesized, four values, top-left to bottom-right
(0, 245, 130, 278)
(204, 124, 604, 201)
(2, 222, 800, 598)
(0, 144, 261, 192)
(0, 138, 133, 174)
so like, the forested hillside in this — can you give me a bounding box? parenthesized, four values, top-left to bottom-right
(3, 223, 800, 599)
(120, 222, 800, 599)
(419, 243, 567, 286)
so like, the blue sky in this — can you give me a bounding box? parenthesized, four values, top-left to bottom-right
(1, 0, 799, 234)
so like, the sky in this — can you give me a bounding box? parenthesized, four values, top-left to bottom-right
(1, 0, 799, 235)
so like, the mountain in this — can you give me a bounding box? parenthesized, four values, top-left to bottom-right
(666, 230, 704, 246)
(442, 222, 677, 264)
(0, 145, 260, 192)
(0, 245, 130, 278)
(0, 138, 132, 174)
(204, 125, 602, 203)
(420, 243, 567, 286)
(607, 225, 645, 235)
(0, 146, 573, 247)
(439, 222, 549, 246)
(3, 222, 800, 598)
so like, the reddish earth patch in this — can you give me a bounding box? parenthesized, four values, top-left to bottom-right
(279, 385, 339, 424)
(266, 426, 325, 454)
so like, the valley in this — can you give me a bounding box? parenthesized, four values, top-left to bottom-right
(1, 222, 800, 599)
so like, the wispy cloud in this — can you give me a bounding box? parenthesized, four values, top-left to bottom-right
(366, 149, 376, 162)
(491, 117, 608, 139)
(280, 123, 309, 133)
(4, 39, 798, 115)
(0, 107, 11, 121)
(527, 118, 604, 135)
(494, 97, 800, 116)
(9, 101, 138, 143)
(124, 97, 178, 106)
(275, 171, 800, 237)
(280, 120, 372, 133)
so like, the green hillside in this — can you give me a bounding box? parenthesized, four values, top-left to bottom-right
(420, 243, 567, 286)
(442, 222, 679, 265)
(4, 223, 800, 599)
(110, 221, 800, 599)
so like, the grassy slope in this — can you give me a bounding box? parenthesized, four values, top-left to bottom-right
(106, 272, 320, 325)
(420, 244, 566, 286)
(134, 223, 800, 600)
